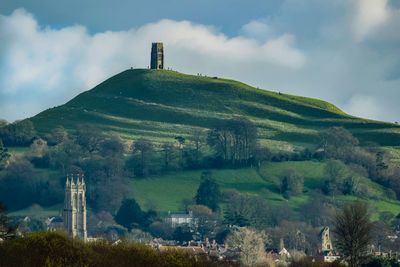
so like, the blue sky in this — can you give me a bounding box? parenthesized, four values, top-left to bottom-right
(0, 0, 281, 35)
(1, 0, 400, 122)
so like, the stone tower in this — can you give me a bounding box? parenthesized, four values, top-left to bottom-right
(321, 226, 333, 252)
(150, 42, 164, 69)
(63, 174, 87, 241)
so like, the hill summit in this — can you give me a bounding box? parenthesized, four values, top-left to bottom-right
(31, 69, 400, 148)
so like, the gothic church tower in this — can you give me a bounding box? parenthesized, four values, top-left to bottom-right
(321, 226, 333, 252)
(63, 174, 87, 241)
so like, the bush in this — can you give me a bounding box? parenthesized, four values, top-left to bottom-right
(289, 258, 345, 267)
(0, 231, 220, 267)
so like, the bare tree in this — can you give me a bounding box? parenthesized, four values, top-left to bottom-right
(333, 202, 373, 267)
(161, 142, 175, 171)
(225, 227, 270, 266)
(76, 125, 104, 153)
(207, 118, 257, 166)
(323, 160, 346, 196)
(280, 169, 304, 198)
(47, 126, 69, 145)
(190, 205, 216, 239)
(191, 129, 205, 163)
(132, 139, 153, 176)
(319, 127, 359, 160)
(174, 136, 185, 164)
(0, 140, 10, 170)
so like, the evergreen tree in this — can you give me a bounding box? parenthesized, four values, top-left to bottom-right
(194, 171, 221, 211)
(342, 176, 357, 195)
(115, 198, 145, 231)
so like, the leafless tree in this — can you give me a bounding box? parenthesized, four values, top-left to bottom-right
(132, 138, 153, 176)
(207, 118, 257, 166)
(333, 202, 373, 267)
(161, 142, 175, 171)
(226, 227, 270, 266)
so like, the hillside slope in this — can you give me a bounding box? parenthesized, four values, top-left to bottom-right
(30, 69, 400, 148)
(131, 161, 400, 219)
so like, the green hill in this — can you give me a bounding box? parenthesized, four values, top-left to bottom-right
(6, 68, 399, 220)
(31, 69, 400, 149)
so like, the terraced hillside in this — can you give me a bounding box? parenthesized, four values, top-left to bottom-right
(31, 69, 400, 149)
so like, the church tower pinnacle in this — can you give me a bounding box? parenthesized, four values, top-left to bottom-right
(63, 173, 87, 241)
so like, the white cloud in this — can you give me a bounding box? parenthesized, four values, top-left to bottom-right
(344, 95, 385, 120)
(0, 9, 305, 121)
(352, 0, 390, 41)
(1, 4, 400, 124)
(240, 19, 274, 41)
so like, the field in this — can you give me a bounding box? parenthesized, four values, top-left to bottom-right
(9, 159, 399, 221)
(132, 161, 400, 219)
(9, 204, 62, 218)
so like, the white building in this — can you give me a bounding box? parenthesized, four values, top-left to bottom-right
(166, 211, 194, 227)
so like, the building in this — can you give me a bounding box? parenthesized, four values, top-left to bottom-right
(63, 174, 87, 241)
(46, 216, 64, 231)
(321, 226, 333, 252)
(166, 211, 193, 227)
(150, 42, 164, 70)
(320, 226, 340, 263)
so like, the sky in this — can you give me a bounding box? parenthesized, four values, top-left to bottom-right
(0, 0, 400, 122)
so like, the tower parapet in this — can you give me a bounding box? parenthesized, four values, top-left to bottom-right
(63, 173, 87, 241)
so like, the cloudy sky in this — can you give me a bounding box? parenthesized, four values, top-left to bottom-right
(0, 0, 399, 122)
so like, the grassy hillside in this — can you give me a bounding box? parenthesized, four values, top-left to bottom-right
(30, 69, 400, 148)
(6, 68, 398, 221)
(131, 161, 400, 220)
(10, 161, 399, 221)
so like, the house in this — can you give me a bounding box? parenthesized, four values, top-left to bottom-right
(160, 245, 206, 255)
(45, 216, 64, 231)
(323, 251, 341, 263)
(166, 211, 194, 227)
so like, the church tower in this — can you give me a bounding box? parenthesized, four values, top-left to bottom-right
(63, 174, 87, 241)
(321, 226, 333, 252)
(150, 42, 164, 69)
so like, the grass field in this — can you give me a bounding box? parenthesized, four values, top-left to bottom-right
(131, 161, 400, 219)
(9, 204, 62, 218)
(6, 160, 400, 221)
